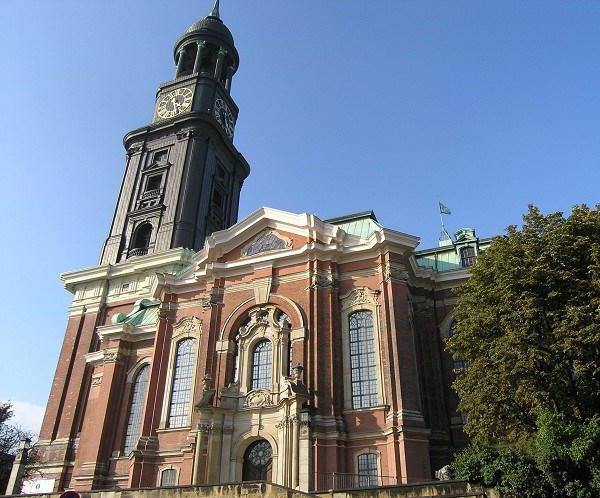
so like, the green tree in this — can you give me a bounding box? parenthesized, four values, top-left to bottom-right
(447, 205, 600, 444)
(446, 205, 600, 497)
(0, 402, 37, 494)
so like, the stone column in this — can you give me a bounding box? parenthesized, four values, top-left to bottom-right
(193, 41, 206, 74)
(219, 415, 234, 483)
(192, 425, 210, 484)
(291, 416, 299, 489)
(224, 66, 234, 93)
(176, 46, 188, 77)
(298, 410, 311, 492)
(214, 47, 227, 81)
(6, 439, 30, 495)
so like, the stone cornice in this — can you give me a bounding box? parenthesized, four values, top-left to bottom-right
(61, 247, 195, 294)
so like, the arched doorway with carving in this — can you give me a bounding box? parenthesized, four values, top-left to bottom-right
(242, 439, 273, 482)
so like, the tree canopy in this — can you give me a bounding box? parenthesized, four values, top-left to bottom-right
(447, 204, 600, 444)
(0, 402, 36, 494)
(446, 204, 600, 497)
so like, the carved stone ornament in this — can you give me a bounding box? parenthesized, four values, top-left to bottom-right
(172, 316, 201, 339)
(102, 349, 123, 365)
(241, 230, 292, 257)
(199, 296, 218, 310)
(244, 389, 272, 408)
(307, 274, 336, 290)
(382, 263, 409, 283)
(340, 287, 380, 310)
(127, 144, 144, 156)
(91, 374, 103, 387)
(176, 128, 199, 141)
(197, 423, 212, 433)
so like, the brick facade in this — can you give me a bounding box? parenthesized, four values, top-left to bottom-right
(33, 209, 475, 492)
(27, 6, 490, 494)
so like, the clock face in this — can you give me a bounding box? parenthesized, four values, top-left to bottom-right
(156, 87, 193, 119)
(214, 98, 235, 138)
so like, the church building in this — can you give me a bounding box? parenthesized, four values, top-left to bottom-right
(29, 2, 490, 494)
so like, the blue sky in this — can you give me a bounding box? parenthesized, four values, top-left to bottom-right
(1, 0, 600, 433)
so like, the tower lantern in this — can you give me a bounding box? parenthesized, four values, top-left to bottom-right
(173, 0, 238, 93)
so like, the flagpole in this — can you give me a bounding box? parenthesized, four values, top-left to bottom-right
(438, 202, 452, 242)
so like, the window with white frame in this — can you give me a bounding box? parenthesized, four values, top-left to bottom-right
(123, 365, 149, 454)
(160, 468, 177, 487)
(349, 311, 378, 408)
(357, 452, 379, 487)
(251, 340, 272, 390)
(167, 338, 196, 428)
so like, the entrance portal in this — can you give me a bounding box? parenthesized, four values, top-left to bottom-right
(242, 439, 273, 481)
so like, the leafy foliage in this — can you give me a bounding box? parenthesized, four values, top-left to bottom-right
(449, 444, 553, 498)
(0, 402, 38, 494)
(447, 205, 600, 444)
(446, 205, 600, 496)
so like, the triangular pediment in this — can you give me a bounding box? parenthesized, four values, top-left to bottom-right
(150, 207, 420, 293)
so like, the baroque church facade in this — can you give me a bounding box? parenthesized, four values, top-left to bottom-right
(31, 2, 490, 494)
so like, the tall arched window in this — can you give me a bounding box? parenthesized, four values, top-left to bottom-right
(349, 311, 378, 408)
(123, 365, 149, 454)
(167, 338, 196, 428)
(357, 452, 379, 487)
(251, 340, 272, 390)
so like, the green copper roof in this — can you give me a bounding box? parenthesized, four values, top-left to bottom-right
(325, 211, 383, 238)
(112, 299, 160, 326)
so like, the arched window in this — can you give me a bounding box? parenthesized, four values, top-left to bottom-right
(130, 223, 152, 257)
(460, 246, 476, 267)
(160, 468, 177, 487)
(167, 338, 196, 428)
(242, 439, 273, 482)
(357, 452, 379, 487)
(349, 311, 378, 409)
(123, 365, 149, 454)
(251, 340, 272, 390)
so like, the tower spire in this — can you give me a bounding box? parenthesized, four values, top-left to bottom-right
(209, 0, 220, 18)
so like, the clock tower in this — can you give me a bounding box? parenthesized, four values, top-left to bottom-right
(100, 0, 249, 265)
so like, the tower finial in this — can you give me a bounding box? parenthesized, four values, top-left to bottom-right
(209, 0, 220, 18)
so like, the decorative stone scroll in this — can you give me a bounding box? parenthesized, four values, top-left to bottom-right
(172, 316, 202, 340)
(340, 287, 380, 310)
(102, 348, 124, 365)
(244, 389, 272, 408)
(241, 230, 292, 257)
(381, 263, 409, 283)
(307, 274, 336, 290)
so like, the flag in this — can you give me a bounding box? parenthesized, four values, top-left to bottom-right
(439, 202, 451, 215)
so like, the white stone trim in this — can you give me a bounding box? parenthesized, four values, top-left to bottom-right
(235, 306, 291, 399)
(126, 358, 152, 383)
